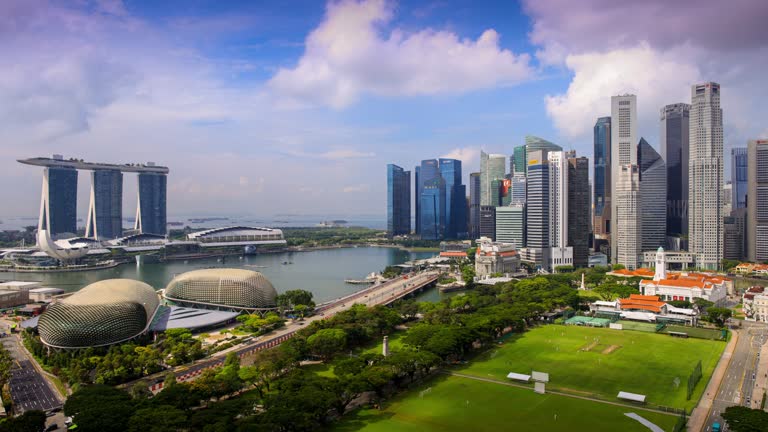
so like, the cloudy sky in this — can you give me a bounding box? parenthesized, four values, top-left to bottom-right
(2, 0, 767, 220)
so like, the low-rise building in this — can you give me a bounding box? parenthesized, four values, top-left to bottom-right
(0, 281, 37, 309)
(734, 263, 768, 276)
(475, 237, 520, 279)
(743, 286, 768, 322)
(28, 287, 65, 302)
(589, 294, 697, 325)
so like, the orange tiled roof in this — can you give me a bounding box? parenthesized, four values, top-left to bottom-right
(498, 251, 518, 257)
(619, 294, 665, 313)
(440, 251, 468, 258)
(609, 268, 655, 278)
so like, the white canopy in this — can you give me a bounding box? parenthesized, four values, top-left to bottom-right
(617, 391, 646, 403)
(506, 372, 531, 382)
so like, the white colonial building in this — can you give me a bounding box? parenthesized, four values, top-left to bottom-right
(638, 247, 729, 305)
(475, 237, 520, 279)
(743, 286, 768, 322)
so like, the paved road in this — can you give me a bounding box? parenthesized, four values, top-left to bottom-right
(1, 335, 62, 413)
(705, 321, 768, 431)
(136, 271, 439, 392)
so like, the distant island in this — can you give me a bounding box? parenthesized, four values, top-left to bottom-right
(188, 217, 230, 223)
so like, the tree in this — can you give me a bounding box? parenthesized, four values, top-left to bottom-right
(0, 410, 46, 432)
(706, 307, 733, 327)
(721, 259, 740, 272)
(461, 264, 475, 287)
(307, 328, 347, 360)
(721, 405, 768, 432)
(127, 405, 187, 432)
(64, 385, 136, 432)
(612, 264, 626, 271)
(277, 289, 315, 310)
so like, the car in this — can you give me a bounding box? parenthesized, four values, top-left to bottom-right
(298, 322, 304, 325)
(45, 424, 58, 432)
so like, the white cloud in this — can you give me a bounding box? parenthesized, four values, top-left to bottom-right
(545, 44, 701, 141)
(440, 146, 479, 170)
(268, 0, 534, 108)
(342, 183, 370, 193)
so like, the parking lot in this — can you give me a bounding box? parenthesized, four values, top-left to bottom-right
(1, 336, 62, 413)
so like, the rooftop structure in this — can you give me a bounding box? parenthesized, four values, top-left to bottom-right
(590, 294, 697, 324)
(149, 306, 240, 332)
(164, 268, 278, 312)
(18, 156, 169, 173)
(37, 279, 160, 349)
(475, 237, 520, 279)
(743, 286, 768, 322)
(187, 226, 286, 247)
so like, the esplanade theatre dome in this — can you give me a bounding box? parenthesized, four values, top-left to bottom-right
(38, 279, 160, 349)
(164, 268, 278, 311)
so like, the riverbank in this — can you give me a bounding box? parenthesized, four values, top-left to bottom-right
(0, 260, 120, 273)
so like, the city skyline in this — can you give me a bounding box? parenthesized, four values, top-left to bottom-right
(2, 0, 768, 219)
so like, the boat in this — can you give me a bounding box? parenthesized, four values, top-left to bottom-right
(345, 272, 380, 284)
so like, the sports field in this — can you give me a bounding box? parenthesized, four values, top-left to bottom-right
(334, 375, 680, 432)
(459, 325, 725, 410)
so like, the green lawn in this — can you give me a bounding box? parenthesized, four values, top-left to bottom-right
(334, 375, 679, 432)
(457, 325, 724, 410)
(360, 331, 406, 356)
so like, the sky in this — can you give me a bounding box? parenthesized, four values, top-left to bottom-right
(1, 0, 767, 220)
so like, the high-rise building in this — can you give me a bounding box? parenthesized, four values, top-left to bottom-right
(439, 158, 466, 239)
(511, 173, 526, 205)
(723, 182, 733, 216)
(512, 145, 527, 176)
(479, 205, 496, 241)
(732, 147, 748, 210)
(414, 166, 421, 234)
(724, 208, 746, 261)
(416, 159, 439, 237)
(491, 178, 512, 207)
(525, 150, 549, 269)
(548, 151, 573, 271)
(526, 135, 562, 154)
(86, 169, 123, 240)
(469, 172, 481, 239)
(611, 94, 638, 264)
(747, 139, 768, 262)
(135, 172, 167, 236)
(386, 164, 411, 237)
(593, 117, 611, 243)
(496, 205, 525, 248)
(420, 177, 445, 240)
(568, 155, 589, 268)
(638, 138, 667, 252)
(615, 164, 641, 269)
(480, 151, 506, 206)
(689, 82, 723, 270)
(660, 103, 690, 242)
(39, 165, 78, 236)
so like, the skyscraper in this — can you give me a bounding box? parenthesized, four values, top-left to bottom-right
(511, 173, 526, 205)
(724, 208, 746, 261)
(638, 138, 667, 252)
(496, 205, 525, 248)
(420, 177, 445, 240)
(568, 155, 589, 268)
(611, 94, 638, 264)
(512, 145, 527, 176)
(86, 169, 123, 240)
(689, 82, 723, 270)
(661, 103, 690, 243)
(479, 205, 496, 241)
(386, 164, 411, 237)
(439, 158, 466, 239)
(414, 166, 420, 234)
(526, 150, 549, 268)
(39, 165, 78, 236)
(135, 172, 167, 236)
(480, 151, 506, 206)
(469, 172, 481, 239)
(747, 139, 768, 262)
(732, 147, 748, 210)
(615, 164, 641, 269)
(526, 135, 562, 154)
(548, 151, 573, 271)
(593, 117, 611, 243)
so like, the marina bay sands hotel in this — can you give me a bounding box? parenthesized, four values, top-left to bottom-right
(18, 155, 169, 240)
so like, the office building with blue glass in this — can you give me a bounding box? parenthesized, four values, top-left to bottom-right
(43, 166, 78, 236)
(387, 164, 411, 237)
(732, 147, 748, 210)
(593, 117, 611, 241)
(86, 169, 123, 240)
(412, 158, 467, 240)
(136, 172, 168, 236)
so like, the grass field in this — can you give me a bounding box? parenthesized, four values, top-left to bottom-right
(334, 375, 680, 432)
(662, 325, 724, 340)
(458, 325, 724, 410)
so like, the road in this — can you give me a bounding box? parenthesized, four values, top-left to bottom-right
(138, 270, 439, 392)
(1, 333, 62, 413)
(705, 321, 768, 431)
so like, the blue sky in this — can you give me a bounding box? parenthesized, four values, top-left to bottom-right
(1, 0, 767, 220)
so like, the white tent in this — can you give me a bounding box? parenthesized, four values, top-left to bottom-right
(617, 391, 646, 403)
(506, 372, 531, 382)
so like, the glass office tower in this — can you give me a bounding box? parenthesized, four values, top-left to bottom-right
(638, 138, 667, 252)
(660, 103, 690, 240)
(732, 147, 748, 210)
(420, 177, 445, 240)
(88, 169, 123, 239)
(136, 173, 167, 235)
(593, 117, 611, 239)
(387, 164, 411, 237)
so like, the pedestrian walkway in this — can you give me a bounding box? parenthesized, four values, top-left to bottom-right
(688, 329, 739, 432)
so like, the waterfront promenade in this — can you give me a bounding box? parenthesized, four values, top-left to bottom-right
(139, 270, 439, 393)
